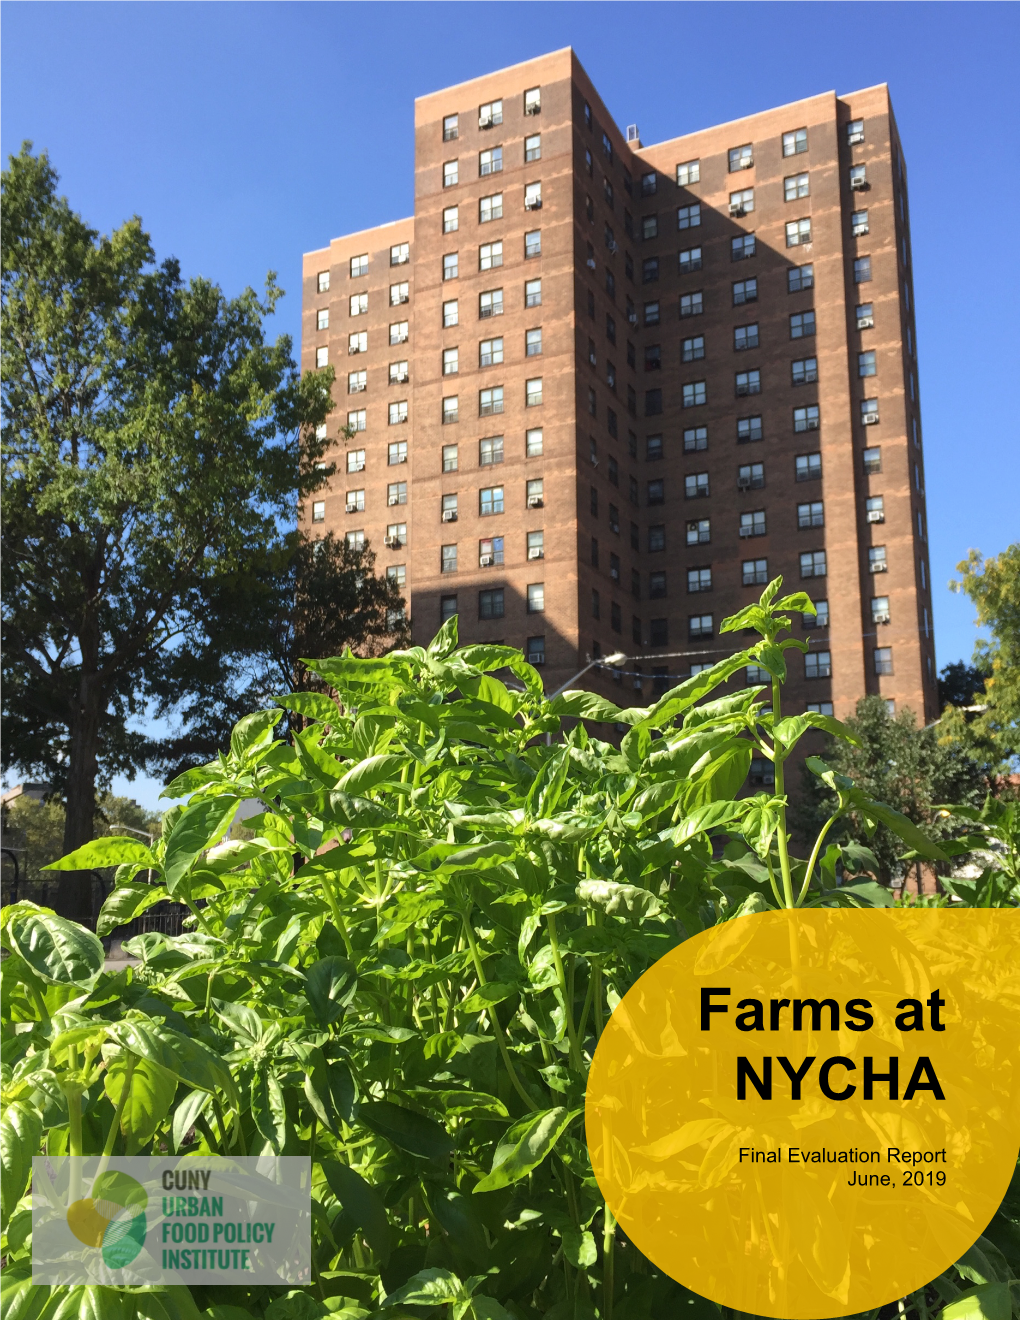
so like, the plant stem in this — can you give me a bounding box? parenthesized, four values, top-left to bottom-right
(796, 811, 840, 907)
(771, 678, 795, 909)
(99, 1053, 136, 1166)
(546, 913, 583, 1071)
(602, 1203, 617, 1320)
(460, 911, 537, 1112)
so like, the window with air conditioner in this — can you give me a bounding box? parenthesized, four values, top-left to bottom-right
(803, 599, 829, 629)
(794, 406, 820, 434)
(861, 398, 879, 425)
(792, 357, 818, 385)
(387, 441, 407, 466)
(390, 321, 409, 345)
(850, 164, 868, 190)
(348, 331, 367, 354)
(391, 242, 410, 265)
(866, 495, 885, 523)
(869, 546, 888, 574)
(347, 449, 366, 473)
(386, 522, 407, 546)
(525, 182, 542, 210)
(526, 479, 544, 508)
(852, 209, 869, 236)
(738, 462, 765, 490)
(478, 99, 502, 127)
(389, 361, 409, 385)
(856, 302, 874, 330)
(478, 537, 504, 568)
(390, 282, 409, 306)
(728, 144, 754, 171)
(387, 482, 407, 507)
(389, 400, 409, 425)
(527, 530, 544, 560)
(872, 596, 890, 625)
(527, 635, 545, 665)
(797, 500, 824, 528)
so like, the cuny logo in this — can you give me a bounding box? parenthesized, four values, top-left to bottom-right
(67, 1171, 147, 1267)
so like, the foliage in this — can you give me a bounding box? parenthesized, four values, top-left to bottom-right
(0, 144, 334, 915)
(794, 696, 991, 882)
(2, 792, 161, 888)
(949, 545, 1020, 760)
(147, 532, 409, 782)
(938, 661, 989, 712)
(2, 581, 1017, 1320)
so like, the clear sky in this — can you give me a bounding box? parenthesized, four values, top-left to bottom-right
(3, 1, 1017, 809)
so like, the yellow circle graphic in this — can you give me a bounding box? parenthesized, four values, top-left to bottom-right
(586, 908, 1020, 1318)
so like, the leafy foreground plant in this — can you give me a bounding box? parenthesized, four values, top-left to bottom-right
(3, 581, 1018, 1320)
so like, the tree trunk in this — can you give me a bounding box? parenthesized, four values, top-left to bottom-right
(56, 669, 103, 925)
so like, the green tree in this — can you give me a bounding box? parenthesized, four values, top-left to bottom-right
(946, 544, 1020, 760)
(794, 695, 990, 882)
(1, 145, 332, 920)
(147, 531, 410, 780)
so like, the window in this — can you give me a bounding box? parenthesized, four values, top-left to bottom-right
(644, 570, 665, 600)
(384, 441, 408, 470)
(682, 517, 709, 547)
(791, 356, 818, 386)
(440, 593, 458, 621)
(689, 613, 713, 639)
(479, 146, 503, 176)
(862, 447, 881, 475)
(741, 558, 768, 587)
(527, 530, 544, 561)
(348, 330, 367, 354)
(647, 478, 664, 505)
(682, 336, 705, 362)
(443, 114, 459, 142)
(347, 449, 366, 473)
(479, 338, 503, 368)
(788, 264, 814, 293)
(479, 589, 505, 620)
(350, 254, 368, 278)
(525, 182, 542, 211)
(852, 209, 869, 237)
(390, 282, 409, 306)
(311, 500, 325, 523)
(347, 408, 366, 431)
(783, 127, 808, 156)
(442, 444, 458, 473)
(795, 451, 822, 481)
(524, 86, 541, 115)
(858, 350, 877, 377)
(740, 510, 766, 538)
(797, 500, 824, 528)
(790, 310, 816, 339)
(389, 361, 409, 385)
(527, 635, 546, 666)
(874, 647, 893, 676)
(729, 143, 754, 171)
(386, 481, 407, 508)
(479, 99, 502, 127)
(866, 495, 885, 522)
(478, 536, 503, 566)
(600, 129, 613, 161)
(526, 582, 545, 613)
(478, 486, 504, 517)
(872, 596, 891, 625)
(386, 522, 407, 547)
(522, 278, 542, 309)
(733, 277, 757, 306)
(523, 327, 542, 359)
(526, 478, 544, 507)
(606, 456, 618, 486)
(738, 462, 765, 490)
(786, 218, 812, 247)
(679, 246, 702, 275)
(648, 618, 667, 647)
(526, 427, 544, 457)
(606, 313, 616, 344)
(729, 187, 754, 215)
(317, 271, 330, 293)
(680, 291, 703, 317)
(645, 388, 663, 415)
(442, 207, 460, 237)
(784, 172, 810, 202)
(479, 436, 504, 467)
(734, 323, 759, 351)
(869, 546, 888, 573)
(850, 164, 868, 191)
(803, 599, 829, 629)
(685, 471, 710, 499)
(346, 529, 365, 550)
(443, 160, 459, 188)
(314, 424, 328, 444)
(800, 549, 827, 578)
(735, 369, 761, 397)
(315, 346, 328, 369)
(443, 300, 459, 328)
(794, 406, 820, 433)
(437, 396, 456, 425)
(526, 377, 543, 406)
(847, 119, 865, 145)
(857, 302, 874, 330)
(478, 241, 503, 272)
(684, 425, 708, 452)
(731, 234, 756, 262)
(737, 415, 763, 444)
(387, 564, 406, 590)
(687, 566, 712, 593)
(861, 397, 879, 425)
(442, 347, 459, 377)
(479, 386, 504, 416)
(472, 199, 502, 233)
(677, 203, 701, 229)
(390, 321, 409, 345)
(316, 308, 329, 331)
(347, 369, 366, 394)
(642, 523, 663, 552)
(676, 159, 700, 186)
(646, 433, 664, 461)
(641, 215, 658, 241)
(854, 256, 872, 283)
(479, 288, 504, 318)
(805, 650, 832, 679)
(524, 230, 542, 262)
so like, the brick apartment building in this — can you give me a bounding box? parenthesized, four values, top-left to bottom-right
(301, 48, 936, 725)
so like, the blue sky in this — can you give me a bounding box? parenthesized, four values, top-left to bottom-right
(3, 1, 1017, 809)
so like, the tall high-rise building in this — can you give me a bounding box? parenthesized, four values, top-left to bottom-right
(302, 48, 936, 724)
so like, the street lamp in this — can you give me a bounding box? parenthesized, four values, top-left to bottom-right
(548, 652, 628, 700)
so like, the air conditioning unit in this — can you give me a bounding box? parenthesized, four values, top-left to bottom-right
(395, 332, 408, 343)
(349, 461, 365, 473)
(525, 102, 540, 116)
(866, 510, 885, 523)
(394, 414, 408, 423)
(738, 156, 753, 169)
(853, 224, 868, 237)
(350, 382, 365, 393)
(739, 526, 754, 538)
(870, 562, 887, 573)
(525, 198, 542, 211)
(395, 372, 409, 383)
(384, 535, 401, 548)
(628, 312, 638, 326)
(586, 257, 596, 270)
(849, 131, 865, 145)
(442, 509, 457, 522)
(478, 114, 492, 128)
(851, 176, 867, 190)
(874, 612, 890, 625)
(388, 495, 402, 506)
(729, 202, 745, 216)
(397, 294, 409, 303)
(528, 546, 544, 559)
(345, 502, 359, 514)
(527, 495, 544, 508)
(348, 344, 362, 354)
(857, 315, 874, 329)
(393, 453, 407, 464)
(862, 412, 880, 425)
(479, 554, 493, 566)
(737, 477, 751, 490)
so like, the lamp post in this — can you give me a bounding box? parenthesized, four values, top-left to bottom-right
(546, 652, 628, 743)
